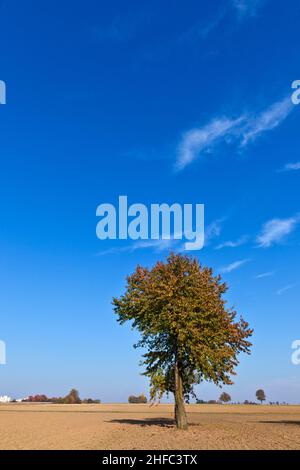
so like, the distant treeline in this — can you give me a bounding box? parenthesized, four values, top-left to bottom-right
(196, 400, 286, 405)
(23, 389, 100, 404)
(196, 400, 259, 405)
(196, 389, 270, 405)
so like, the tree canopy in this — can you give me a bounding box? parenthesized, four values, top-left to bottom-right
(219, 392, 231, 403)
(256, 389, 266, 403)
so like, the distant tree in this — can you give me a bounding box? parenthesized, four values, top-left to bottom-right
(219, 392, 231, 403)
(82, 398, 101, 404)
(128, 394, 148, 404)
(244, 400, 250, 405)
(207, 400, 218, 404)
(256, 389, 266, 404)
(113, 253, 253, 430)
(64, 389, 81, 404)
(139, 394, 147, 404)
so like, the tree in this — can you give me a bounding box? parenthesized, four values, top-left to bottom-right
(113, 253, 253, 430)
(256, 389, 266, 404)
(128, 394, 148, 404)
(64, 388, 81, 404)
(219, 392, 231, 403)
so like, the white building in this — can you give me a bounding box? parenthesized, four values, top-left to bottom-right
(0, 395, 11, 403)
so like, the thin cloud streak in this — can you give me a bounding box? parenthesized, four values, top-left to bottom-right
(176, 117, 243, 170)
(240, 97, 293, 147)
(96, 239, 173, 257)
(205, 218, 225, 245)
(220, 258, 250, 273)
(256, 214, 300, 248)
(215, 235, 248, 250)
(180, 0, 266, 43)
(96, 217, 224, 256)
(279, 161, 300, 172)
(176, 97, 293, 170)
(179, 8, 227, 42)
(277, 284, 296, 295)
(254, 271, 275, 279)
(232, 0, 265, 19)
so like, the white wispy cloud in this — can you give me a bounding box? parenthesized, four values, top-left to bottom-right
(232, 0, 265, 19)
(277, 284, 296, 295)
(220, 258, 250, 273)
(181, 0, 265, 43)
(279, 161, 300, 172)
(96, 239, 173, 256)
(179, 8, 227, 42)
(176, 97, 293, 170)
(205, 218, 224, 244)
(172, 217, 223, 252)
(176, 117, 243, 170)
(96, 216, 223, 256)
(215, 235, 248, 250)
(134, 239, 173, 252)
(254, 271, 274, 279)
(256, 214, 300, 248)
(96, 245, 133, 256)
(240, 97, 293, 147)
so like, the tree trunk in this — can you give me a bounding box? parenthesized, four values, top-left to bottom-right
(174, 360, 188, 430)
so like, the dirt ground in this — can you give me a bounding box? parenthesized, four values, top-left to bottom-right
(0, 403, 299, 450)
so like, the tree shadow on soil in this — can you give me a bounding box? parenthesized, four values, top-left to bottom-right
(108, 417, 175, 427)
(260, 420, 300, 427)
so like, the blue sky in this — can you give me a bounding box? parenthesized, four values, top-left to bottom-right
(0, 0, 300, 403)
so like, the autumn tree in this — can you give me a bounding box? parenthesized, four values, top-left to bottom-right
(64, 389, 81, 404)
(128, 394, 148, 404)
(219, 392, 231, 403)
(256, 389, 266, 404)
(113, 253, 253, 430)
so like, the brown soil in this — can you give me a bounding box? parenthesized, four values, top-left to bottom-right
(0, 403, 299, 450)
